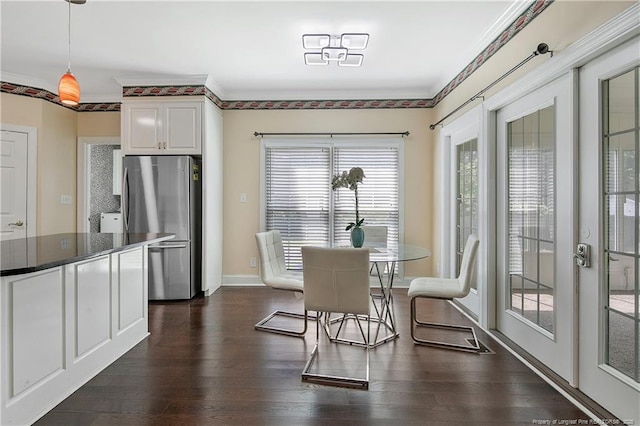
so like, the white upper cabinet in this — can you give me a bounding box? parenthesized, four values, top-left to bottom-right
(121, 99, 202, 155)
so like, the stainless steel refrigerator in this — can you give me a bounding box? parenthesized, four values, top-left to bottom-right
(122, 156, 201, 300)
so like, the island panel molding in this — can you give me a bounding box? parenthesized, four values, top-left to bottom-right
(0, 233, 170, 425)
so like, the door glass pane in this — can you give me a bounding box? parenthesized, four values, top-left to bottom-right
(607, 310, 637, 379)
(456, 139, 478, 290)
(507, 105, 555, 333)
(602, 67, 639, 382)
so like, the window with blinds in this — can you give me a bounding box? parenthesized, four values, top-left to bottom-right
(264, 140, 401, 270)
(333, 147, 400, 247)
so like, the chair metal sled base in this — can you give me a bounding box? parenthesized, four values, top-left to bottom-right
(255, 310, 316, 337)
(410, 297, 481, 353)
(301, 343, 369, 390)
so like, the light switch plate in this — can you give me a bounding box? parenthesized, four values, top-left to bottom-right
(60, 195, 72, 205)
(240, 193, 247, 203)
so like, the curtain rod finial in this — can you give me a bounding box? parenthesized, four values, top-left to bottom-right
(536, 43, 550, 55)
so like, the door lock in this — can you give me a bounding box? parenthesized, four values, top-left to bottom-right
(8, 220, 24, 227)
(574, 243, 591, 268)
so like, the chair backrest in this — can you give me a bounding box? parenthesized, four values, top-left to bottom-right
(302, 246, 371, 316)
(361, 226, 388, 248)
(458, 234, 479, 293)
(255, 230, 288, 284)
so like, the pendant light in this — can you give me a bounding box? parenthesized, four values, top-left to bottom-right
(58, 0, 85, 106)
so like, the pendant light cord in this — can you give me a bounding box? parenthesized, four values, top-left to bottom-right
(67, 0, 71, 72)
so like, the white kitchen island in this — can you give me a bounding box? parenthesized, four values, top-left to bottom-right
(0, 232, 173, 425)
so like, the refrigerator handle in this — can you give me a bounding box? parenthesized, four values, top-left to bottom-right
(122, 166, 130, 232)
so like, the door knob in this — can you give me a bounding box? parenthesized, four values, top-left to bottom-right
(8, 220, 24, 227)
(573, 243, 591, 268)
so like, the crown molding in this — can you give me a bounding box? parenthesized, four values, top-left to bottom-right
(223, 88, 434, 102)
(113, 74, 225, 99)
(80, 93, 122, 104)
(484, 3, 640, 111)
(0, 72, 54, 93)
(431, 0, 534, 92)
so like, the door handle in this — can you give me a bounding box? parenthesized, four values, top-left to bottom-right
(8, 220, 24, 227)
(148, 244, 187, 249)
(122, 167, 130, 232)
(574, 243, 591, 268)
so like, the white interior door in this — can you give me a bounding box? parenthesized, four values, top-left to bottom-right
(0, 130, 28, 240)
(578, 36, 640, 423)
(496, 71, 576, 383)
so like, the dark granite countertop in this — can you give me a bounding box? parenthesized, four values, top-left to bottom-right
(1, 233, 174, 277)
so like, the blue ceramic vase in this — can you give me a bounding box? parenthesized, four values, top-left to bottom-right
(351, 227, 365, 248)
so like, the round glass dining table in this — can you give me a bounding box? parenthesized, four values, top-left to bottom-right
(366, 244, 431, 346)
(320, 243, 431, 347)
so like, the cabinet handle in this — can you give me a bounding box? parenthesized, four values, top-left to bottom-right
(158, 142, 161, 150)
(163, 142, 167, 149)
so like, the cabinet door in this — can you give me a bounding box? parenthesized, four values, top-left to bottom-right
(164, 102, 202, 155)
(122, 104, 162, 155)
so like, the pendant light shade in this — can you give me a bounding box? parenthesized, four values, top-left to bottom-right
(58, 71, 80, 105)
(58, 0, 83, 106)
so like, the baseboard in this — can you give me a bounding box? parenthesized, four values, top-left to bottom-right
(447, 301, 619, 424)
(222, 275, 263, 286)
(221, 274, 415, 287)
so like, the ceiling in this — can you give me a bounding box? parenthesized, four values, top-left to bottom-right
(1, 1, 530, 103)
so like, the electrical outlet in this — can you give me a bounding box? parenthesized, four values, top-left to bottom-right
(60, 238, 71, 249)
(250, 257, 257, 268)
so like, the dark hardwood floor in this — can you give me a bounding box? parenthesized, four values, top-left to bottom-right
(35, 287, 590, 425)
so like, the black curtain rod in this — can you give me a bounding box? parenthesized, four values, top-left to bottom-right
(429, 43, 553, 131)
(254, 131, 410, 138)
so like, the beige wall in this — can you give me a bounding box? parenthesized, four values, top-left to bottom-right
(223, 108, 435, 278)
(77, 111, 120, 137)
(1, 95, 122, 236)
(1, 93, 77, 235)
(40, 101, 77, 235)
(428, 0, 636, 269)
(0, 0, 633, 270)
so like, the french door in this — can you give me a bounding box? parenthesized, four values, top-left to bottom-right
(496, 71, 576, 383)
(450, 127, 480, 317)
(578, 37, 640, 423)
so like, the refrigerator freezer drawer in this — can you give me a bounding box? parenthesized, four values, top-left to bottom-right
(148, 241, 197, 300)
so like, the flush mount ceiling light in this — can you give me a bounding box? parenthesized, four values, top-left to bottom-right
(58, 0, 85, 106)
(302, 33, 369, 67)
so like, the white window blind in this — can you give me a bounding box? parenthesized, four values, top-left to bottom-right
(265, 147, 330, 270)
(264, 140, 401, 269)
(333, 147, 399, 247)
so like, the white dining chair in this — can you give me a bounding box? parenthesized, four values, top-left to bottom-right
(408, 234, 481, 352)
(255, 230, 310, 337)
(361, 226, 388, 248)
(361, 225, 388, 276)
(301, 246, 371, 389)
